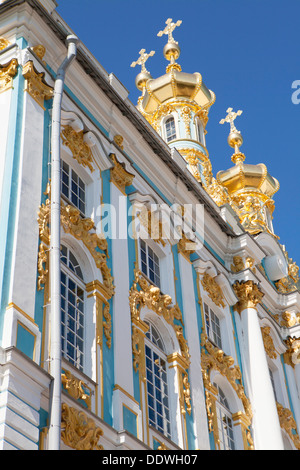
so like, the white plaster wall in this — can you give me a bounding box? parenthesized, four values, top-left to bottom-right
(177, 253, 210, 450)
(111, 184, 134, 397)
(9, 92, 45, 319)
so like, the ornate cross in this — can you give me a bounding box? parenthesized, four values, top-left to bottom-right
(219, 107, 243, 133)
(157, 18, 182, 44)
(130, 49, 155, 73)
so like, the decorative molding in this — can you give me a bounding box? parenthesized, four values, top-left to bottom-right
(233, 280, 264, 314)
(109, 153, 135, 193)
(61, 125, 94, 172)
(0, 58, 18, 93)
(61, 403, 103, 450)
(86, 282, 112, 349)
(61, 369, 92, 410)
(32, 44, 46, 62)
(231, 255, 256, 273)
(22, 60, 53, 109)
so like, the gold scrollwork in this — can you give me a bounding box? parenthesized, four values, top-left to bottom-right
(61, 403, 103, 450)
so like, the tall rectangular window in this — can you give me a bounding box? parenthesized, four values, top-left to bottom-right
(140, 239, 161, 288)
(61, 160, 86, 215)
(204, 303, 222, 349)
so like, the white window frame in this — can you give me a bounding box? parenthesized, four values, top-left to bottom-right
(61, 245, 85, 372)
(161, 114, 178, 143)
(145, 321, 171, 439)
(61, 159, 86, 215)
(204, 302, 222, 349)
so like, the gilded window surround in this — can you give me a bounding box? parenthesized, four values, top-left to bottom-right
(61, 124, 94, 173)
(129, 268, 192, 447)
(201, 332, 254, 450)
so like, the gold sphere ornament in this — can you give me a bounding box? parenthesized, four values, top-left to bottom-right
(135, 71, 152, 91)
(163, 41, 181, 63)
(228, 130, 243, 149)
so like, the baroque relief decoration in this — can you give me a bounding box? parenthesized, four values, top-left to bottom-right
(61, 125, 94, 173)
(37, 182, 115, 299)
(201, 332, 253, 450)
(62, 369, 92, 410)
(231, 255, 256, 273)
(22, 60, 53, 109)
(129, 268, 191, 415)
(61, 403, 104, 450)
(0, 58, 18, 93)
(109, 153, 135, 194)
(201, 272, 226, 308)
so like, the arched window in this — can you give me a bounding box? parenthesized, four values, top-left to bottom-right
(145, 321, 171, 439)
(164, 116, 177, 143)
(214, 384, 235, 450)
(61, 245, 85, 371)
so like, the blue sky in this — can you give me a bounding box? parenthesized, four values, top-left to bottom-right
(57, 0, 300, 266)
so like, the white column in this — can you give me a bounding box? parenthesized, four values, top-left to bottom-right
(178, 253, 210, 450)
(110, 185, 134, 397)
(234, 280, 284, 450)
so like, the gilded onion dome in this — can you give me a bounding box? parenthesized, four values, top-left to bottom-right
(131, 18, 216, 186)
(217, 108, 280, 236)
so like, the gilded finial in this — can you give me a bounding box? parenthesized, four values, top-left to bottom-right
(157, 18, 182, 44)
(131, 48, 155, 91)
(157, 18, 182, 72)
(220, 107, 245, 163)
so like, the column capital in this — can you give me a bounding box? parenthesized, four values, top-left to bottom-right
(233, 280, 264, 314)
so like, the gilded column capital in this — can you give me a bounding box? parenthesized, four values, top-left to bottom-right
(233, 280, 264, 314)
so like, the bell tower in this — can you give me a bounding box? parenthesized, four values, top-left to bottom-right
(131, 18, 216, 186)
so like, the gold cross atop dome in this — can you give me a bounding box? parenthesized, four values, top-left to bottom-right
(131, 49, 155, 74)
(220, 107, 244, 160)
(220, 107, 243, 133)
(157, 18, 182, 44)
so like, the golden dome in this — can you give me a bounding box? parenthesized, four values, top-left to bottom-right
(216, 161, 280, 199)
(141, 70, 215, 115)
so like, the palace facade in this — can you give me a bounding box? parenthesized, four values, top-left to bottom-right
(0, 0, 299, 450)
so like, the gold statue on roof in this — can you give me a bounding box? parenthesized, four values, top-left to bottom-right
(157, 18, 182, 72)
(131, 48, 155, 91)
(157, 18, 182, 44)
